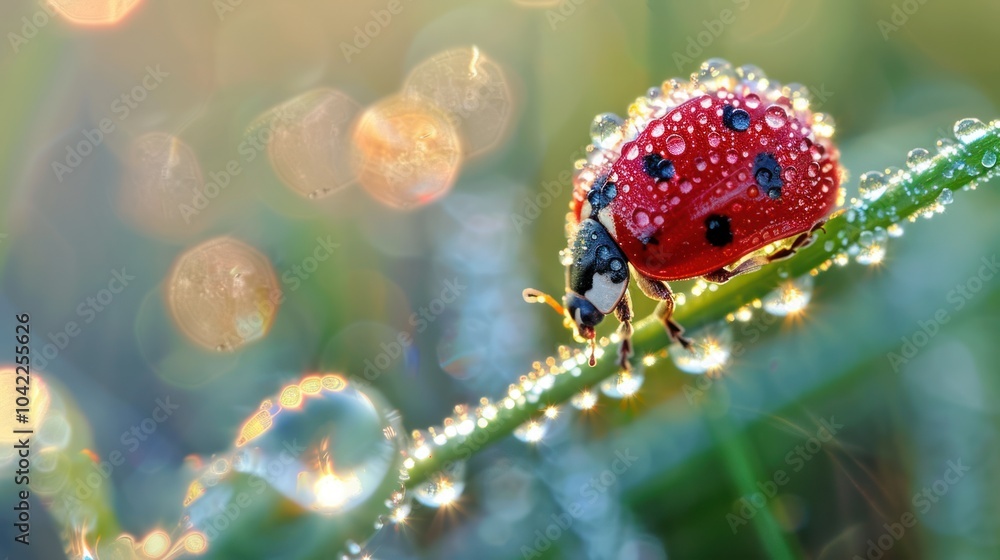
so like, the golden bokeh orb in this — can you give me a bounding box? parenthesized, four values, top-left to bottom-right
(404, 46, 513, 158)
(264, 88, 361, 199)
(166, 237, 280, 352)
(47, 0, 144, 25)
(118, 132, 204, 238)
(351, 94, 462, 210)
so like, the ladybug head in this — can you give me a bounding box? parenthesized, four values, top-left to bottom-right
(524, 219, 630, 364)
(563, 292, 603, 340)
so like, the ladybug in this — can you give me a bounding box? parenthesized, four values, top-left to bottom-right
(525, 60, 842, 368)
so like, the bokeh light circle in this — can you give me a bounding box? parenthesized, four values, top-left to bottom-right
(118, 132, 205, 239)
(263, 88, 361, 199)
(403, 46, 513, 158)
(351, 94, 462, 210)
(166, 237, 281, 352)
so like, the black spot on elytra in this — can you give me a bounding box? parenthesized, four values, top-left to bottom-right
(753, 152, 783, 199)
(705, 214, 733, 247)
(586, 179, 617, 215)
(643, 154, 675, 181)
(722, 105, 751, 131)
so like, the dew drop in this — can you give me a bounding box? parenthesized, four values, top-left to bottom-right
(570, 390, 598, 410)
(513, 418, 550, 443)
(679, 179, 693, 194)
(762, 276, 813, 317)
(726, 149, 739, 165)
(982, 150, 997, 168)
(414, 461, 466, 507)
(855, 243, 886, 266)
(708, 132, 722, 148)
(859, 171, 888, 201)
(887, 223, 904, 238)
(633, 209, 650, 227)
(936, 188, 954, 206)
(764, 105, 788, 129)
(650, 122, 665, 138)
(953, 118, 988, 144)
(601, 370, 645, 399)
(665, 134, 686, 156)
(670, 323, 733, 374)
(590, 113, 625, 149)
(744, 93, 761, 110)
(695, 157, 707, 171)
(905, 148, 932, 172)
(210, 375, 405, 522)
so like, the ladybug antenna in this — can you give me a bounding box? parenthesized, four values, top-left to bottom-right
(522, 288, 566, 316)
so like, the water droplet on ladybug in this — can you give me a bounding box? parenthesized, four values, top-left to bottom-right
(650, 122, 665, 138)
(679, 179, 693, 194)
(807, 162, 820, 178)
(590, 113, 625, 149)
(708, 132, 721, 147)
(633, 209, 650, 227)
(665, 134, 686, 155)
(725, 149, 738, 164)
(764, 105, 788, 129)
(695, 157, 707, 171)
(782, 167, 797, 182)
(626, 145, 639, 160)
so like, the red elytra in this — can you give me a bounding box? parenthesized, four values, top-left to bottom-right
(572, 91, 841, 281)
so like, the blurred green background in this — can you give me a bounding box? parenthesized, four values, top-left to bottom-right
(1, 0, 999, 558)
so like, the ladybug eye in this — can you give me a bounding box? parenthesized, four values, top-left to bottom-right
(722, 105, 751, 132)
(642, 154, 675, 181)
(586, 179, 618, 213)
(753, 152, 784, 199)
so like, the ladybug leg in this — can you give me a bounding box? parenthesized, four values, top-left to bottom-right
(613, 290, 634, 371)
(767, 220, 827, 262)
(635, 273, 692, 349)
(702, 256, 768, 284)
